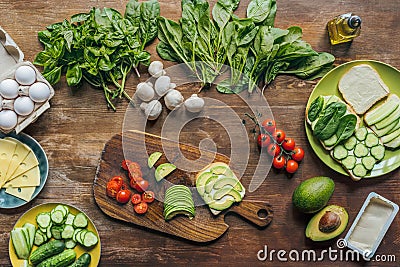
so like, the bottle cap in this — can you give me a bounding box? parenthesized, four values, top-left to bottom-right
(348, 15, 362, 28)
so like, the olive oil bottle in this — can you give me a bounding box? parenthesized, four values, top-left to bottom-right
(327, 13, 361, 45)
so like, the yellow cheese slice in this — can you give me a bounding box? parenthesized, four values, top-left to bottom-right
(8, 151, 39, 181)
(0, 139, 17, 187)
(4, 137, 31, 182)
(5, 186, 36, 202)
(3, 166, 40, 188)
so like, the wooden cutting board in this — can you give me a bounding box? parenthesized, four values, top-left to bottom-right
(93, 130, 273, 243)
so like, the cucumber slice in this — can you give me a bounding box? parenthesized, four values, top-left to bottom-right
(354, 143, 369, 158)
(371, 119, 398, 137)
(387, 119, 400, 134)
(82, 231, 99, 248)
(22, 223, 36, 251)
(65, 213, 75, 225)
(341, 155, 356, 170)
(61, 225, 75, 239)
(385, 136, 400, 149)
(375, 105, 400, 130)
(364, 95, 399, 125)
(73, 213, 88, 228)
(381, 126, 400, 144)
(51, 225, 63, 240)
(355, 127, 368, 141)
(33, 230, 47, 246)
(352, 164, 367, 178)
(371, 145, 385, 161)
(72, 228, 83, 242)
(11, 228, 30, 260)
(365, 133, 379, 148)
(333, 145, 348, 160)
(323, 134, 338, 147)
(148, 152, 162, 168)
(362, 156, 376, 171)
(53, 204, 68, 218)
(65, 239, 76, 249)
(344, 136, 357, 150)
(51, 210, 65, 225)
(36, 212, 51, 229)
(46, 224, 52, 239)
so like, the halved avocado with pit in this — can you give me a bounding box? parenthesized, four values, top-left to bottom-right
(213, 187, 242, 202)
(213, 177, 243, 192)
(305, 205, 348, 241)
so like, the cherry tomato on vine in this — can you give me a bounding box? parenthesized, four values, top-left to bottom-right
(257, 133, 271, 147)
(106, 180, 122, 198)
(267, 143, 281, 157)
(121, 160, 132, 171)
(286, 159, 299, 174)
(273, 129, 286, 144)
(261, 119, 276, 133)
(116, 189, 132, 204)
(131, 193, 142, 205)
(142, 191, 155, 203)
(111, 176, 124, 187)
(292, 147, 305, 162)
(134, 202, 148, 214)
(273, 156, 286, 169)
(282, 138, 296, 151)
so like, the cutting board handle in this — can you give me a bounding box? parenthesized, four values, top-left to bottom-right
(228, 200, 273, 228)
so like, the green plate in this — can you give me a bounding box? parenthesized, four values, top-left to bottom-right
(305, 60, 400, 178)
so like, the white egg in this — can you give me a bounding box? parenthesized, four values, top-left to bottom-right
(29, 82, 51, 102)
(0, 110, 18, 130)
(15, 65, 37, 85)
(13, 96, 35, 116)
(0, 79, 19, 99)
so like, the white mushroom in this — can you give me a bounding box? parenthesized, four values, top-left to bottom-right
(148, 61, 166, 78)
(140, 100, 162, 120)
(135, 82, 155, 102)
(164, 89, 184, 110)
(154, 76, 171, 96)
(184, 94, 205, 113)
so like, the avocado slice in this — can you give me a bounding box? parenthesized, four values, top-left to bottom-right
(213, 187, 242, 202)
(213, 177, 244, 192)
(204, 176, 218, 194)
(196, 171, 213, 196)
(209, 196, 235, 211)
(305, 205, 348, 241)
(210, 165, 234, 177)
(155, 163, 176, 182)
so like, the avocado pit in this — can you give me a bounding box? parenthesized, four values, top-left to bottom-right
(318, 211, 341, 233)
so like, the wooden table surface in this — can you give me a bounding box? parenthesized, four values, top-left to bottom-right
(1, 0, 399, 266)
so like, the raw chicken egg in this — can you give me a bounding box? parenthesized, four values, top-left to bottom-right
(14, 96, 35, 116)
(0, 79, 19, 99)
(0, 110, 18, 130)
(29, 82, 50, 102)
(15, 65, 36, 85)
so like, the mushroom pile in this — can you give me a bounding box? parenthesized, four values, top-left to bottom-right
(135, 61, 205, 120)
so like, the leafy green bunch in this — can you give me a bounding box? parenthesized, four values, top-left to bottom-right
(34, 0, 160, 110)
(157, 0, 335, 94)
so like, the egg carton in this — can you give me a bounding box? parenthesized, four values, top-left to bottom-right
(0, 26, 54, 134)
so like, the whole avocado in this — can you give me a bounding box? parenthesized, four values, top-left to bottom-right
(292, 176, 335, 213)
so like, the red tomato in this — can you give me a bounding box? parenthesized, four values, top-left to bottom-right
(142, 191, 155, 203)
(111, 176, 124, 187)
(134, 180, 149, 193)
(121, 160, 132, 171)
(131, 193, 142, 205)
(286, 159, 299, 174)
(129, 177, 143, 189)
(106, 181, 122, 198)
(273, 156, 286, 169)
(128, 162, 141, 171)
(257, 134, 271, 147)
(292, 147, 305, 162)
(134, 202, 148, 214)
(273, 129, 286, 144)
(116, 189, 132, 204)
(282, 138, 296, 151)
(261, 119, 276, 133)
(129, 171, 143, 182)
(128, 168, 143, 178)
(267, 143, 281, 157)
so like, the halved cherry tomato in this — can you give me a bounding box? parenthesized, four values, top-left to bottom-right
(129, 171, 143, 182)
(261, 119, 276, 133)
(134, 202, 148, 214)
(131, 193, 142, 205)
(128, 162, 141, 171)
(129, 177, 143, 189)
(142, 191, 155, 203)
(282, 138, 296, 151)
(273, 129, 286, 144)
(267, 143, 281, 157)
(133, 179, 149, 193)
(128, 168, 142, 178)
(273, 156, 286, 169)
(116, 189, 132, 204)
(292, 147, 305, 162)
(121, 160, 132, 171)
(111, 176, 124, 187)
(257, 134, 271, 147)
(106, 180, 122, 198)
(286, 159, 299, 174)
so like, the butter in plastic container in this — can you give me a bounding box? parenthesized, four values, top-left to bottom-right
(0, 26, 54, 134)
(344, 192, 398, 259)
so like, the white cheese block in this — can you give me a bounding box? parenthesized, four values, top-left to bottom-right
(0, 139, 17, 187)
(3, 166, 40, 188)
(4, 137, 31, 181)
(5, 186, 36, 202)
(8, 151, 39, 181)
